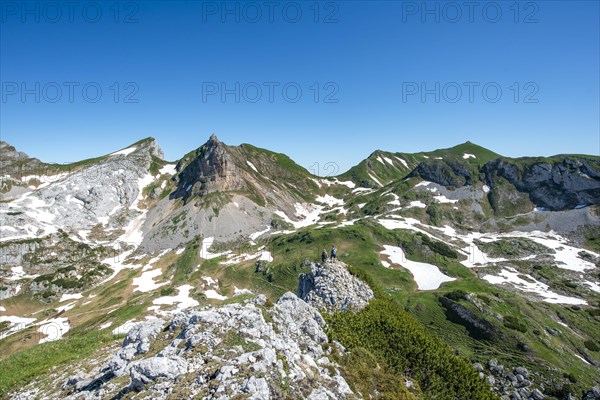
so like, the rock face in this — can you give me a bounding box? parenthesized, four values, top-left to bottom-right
(0, 140, 44, 176)
(475, 359, 575, 400)
(408, 160, 474, 188)
(60, 294, 355, 400)
(172, 134, 246, 201)
(0, 140, 46, 197)
(439, 297, 501, 341)
(1, 138, 162, 242)
(298, 260, 374, 311)
(482, 157, 600, 211)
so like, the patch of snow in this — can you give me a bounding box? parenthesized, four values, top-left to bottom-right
(100, 248, 137, 284)
(153, 285, 199, 311)
(259, 251, 273, 262)
(534, 207, 549, 212)
(320, 179, 356, 189)
(482, 185, 490, 193)
(482, 267, 587, 305)
(6, 266, 38, 281)
(274, 203, 324, 229)
(316, 195, 344, 207)
(59, 293, 83, 302)
(110, 147, 137, 156)
(221, 252, 259, 266)
(249, 226, 271, 241)
(368, 173, 383, 187)
(144, 249, 171, 271)
(352, 187, 373, 194)
(78, 230, 91, 242)
(133, 269, 169, 293)
(202, 276, 218, 287)
(376, 156, 386, 165)
(463, 153, 476, 159)
(0, 306, 5, 312)
(414, 181, 432, 188)
(525, 233, 597, 272)
(381, 261, 391, 268)
(246, 161, 258, 173)
(394, 156, 409, 169)
(383, 156, 395, 165)
(176, 248, 185, 255)
(65, 195, 84, 207)
(381, 245, 455, 290)
(159, 164, 177, 175)
(339, 219, 359, 227)
(56, 302, 77, 313)
(38, 317, 70, 343)
(0, 315, 37, 339)
(584, 281, 600, 293)
(574, 354, 592, 365)
(204, 290, 228, 301)
(433, 195, 459, 204)
(112, 319, 138, 335)
(234, 287, 253, 296)
(200, 237, 231, 259)
(99, 321, 113, 330)
(388, 193, 401, 206)
(357, 203, 367, 209)
(378, 217, 428, 234)
(407, 200, 427, 208)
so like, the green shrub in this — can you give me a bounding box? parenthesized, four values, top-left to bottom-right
(584, 340, 599, 352)
(326, 299, 497, 400)
(334, 347, 419, 399)
(445, 290, 467, 301)
(586, 308, 600, 317)
(503, 316, 527, 333)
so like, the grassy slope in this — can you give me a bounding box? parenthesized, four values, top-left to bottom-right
(338, 141, 502, 187)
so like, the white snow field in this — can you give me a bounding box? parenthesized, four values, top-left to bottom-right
(482, 267, 587, 305)
(37, 317, 70, 343)
(381, 245, 455, 290)
(152, 284, 199, 312)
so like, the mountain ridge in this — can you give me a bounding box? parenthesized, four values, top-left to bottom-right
(1, 134, 600, 399)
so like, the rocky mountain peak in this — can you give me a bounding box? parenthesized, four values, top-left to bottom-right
(0, 140, 32, 161)
(124, 137, 164, 160)
(208, 133, 220, 144)
(0, 140, 45, 185)
(172, 135, 245, 200)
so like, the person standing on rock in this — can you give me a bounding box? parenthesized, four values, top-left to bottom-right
(322, 249, 328, 263)
(330, 244, 337, 261)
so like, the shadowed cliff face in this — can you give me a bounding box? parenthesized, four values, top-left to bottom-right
(483, 158, 600, 211)
(407, 160, 474, 188)
(171, 134, 246, 201)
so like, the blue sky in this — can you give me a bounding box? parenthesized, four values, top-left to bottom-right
(1, 1, 599, 173)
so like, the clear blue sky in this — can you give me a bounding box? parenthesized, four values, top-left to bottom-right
(1, 1, 599, 173)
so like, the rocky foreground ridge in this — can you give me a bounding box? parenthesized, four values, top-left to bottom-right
(12, 261, 375, 400)
(298, 260, 374, 311)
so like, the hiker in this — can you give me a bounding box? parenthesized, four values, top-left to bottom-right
(321, 249, 328, 263)
(330, 244, 337, 261)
